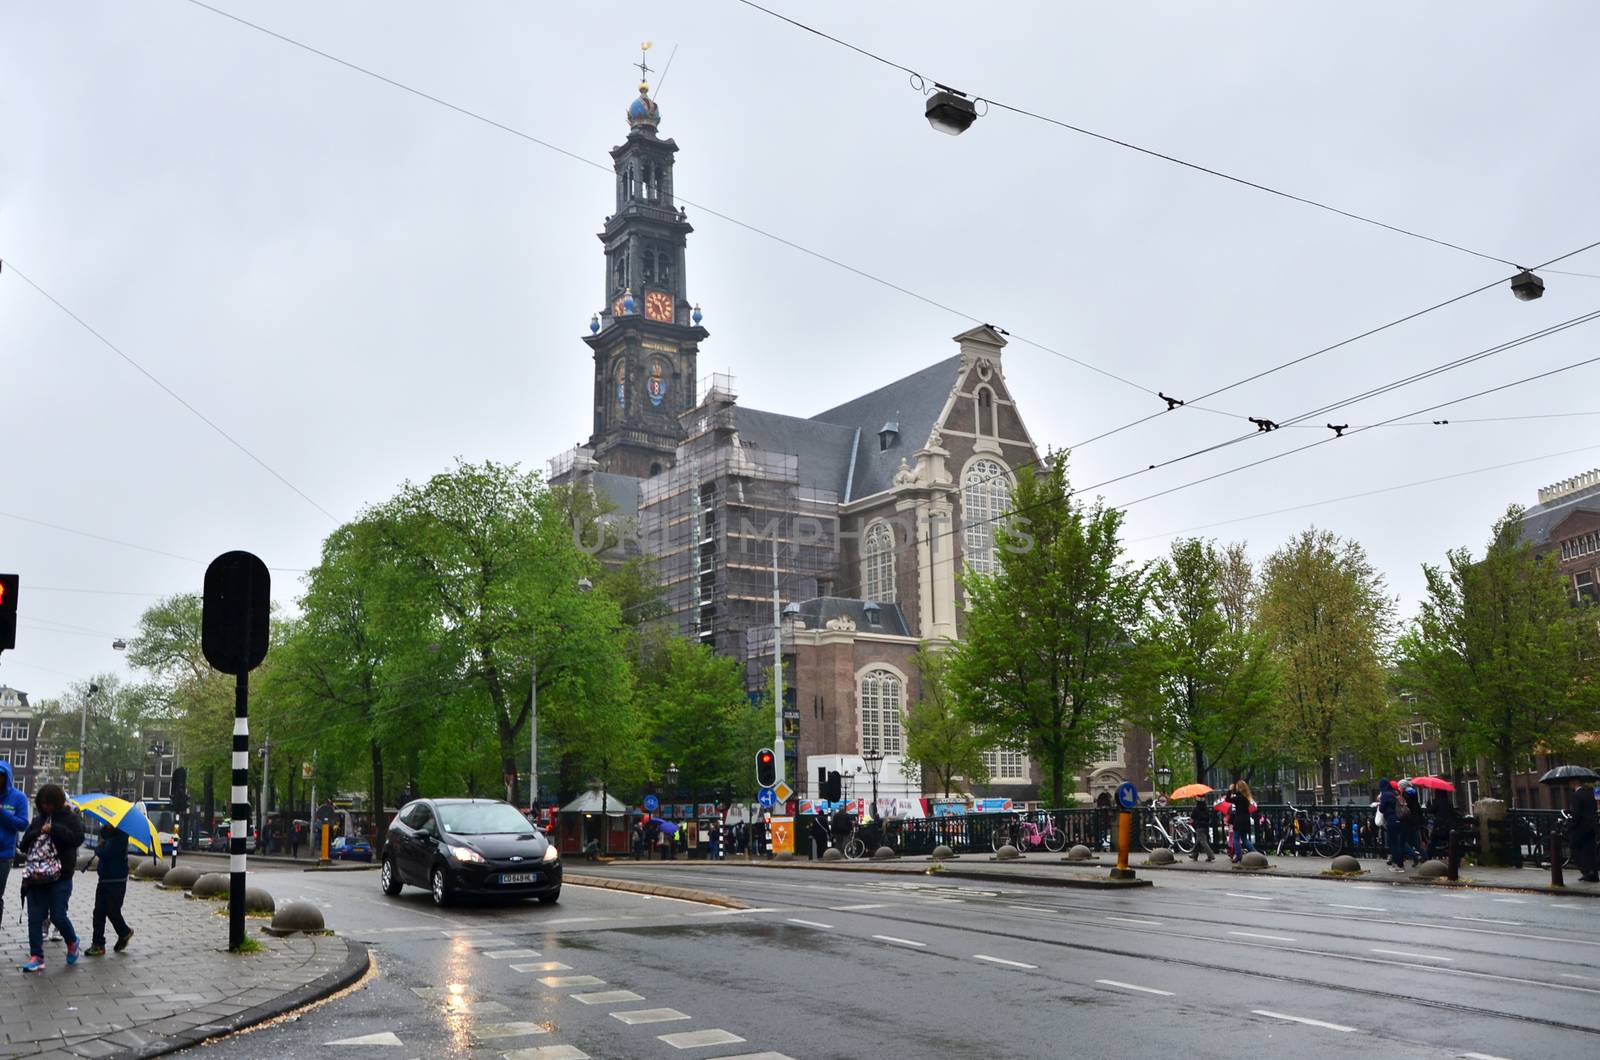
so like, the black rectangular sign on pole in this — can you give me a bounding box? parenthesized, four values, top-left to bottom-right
(202, 551, 270, 952)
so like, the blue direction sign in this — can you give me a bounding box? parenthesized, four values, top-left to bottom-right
(1116, 781, 1139, 811)
(757, 787, 778, 809)
(643, 794, 659, 813)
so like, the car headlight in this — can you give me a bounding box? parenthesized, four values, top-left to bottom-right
(447, 845, 485, 864)
(542, 845, 560, 864)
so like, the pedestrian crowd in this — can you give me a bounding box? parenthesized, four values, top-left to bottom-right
(0, 767, 140, 974)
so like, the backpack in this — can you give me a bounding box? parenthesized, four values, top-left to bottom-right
(1395, 796, 1413, 824)
(23, 833, 61, 885)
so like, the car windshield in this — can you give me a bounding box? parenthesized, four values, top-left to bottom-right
(436, 803, 536, 836)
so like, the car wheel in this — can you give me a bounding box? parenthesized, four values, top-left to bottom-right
(430, 865, 452, 907)
(380, 857, 403, 896)
(537, 888, 560, 905)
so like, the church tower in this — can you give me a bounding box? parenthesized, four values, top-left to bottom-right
(584, 45, 707, 478)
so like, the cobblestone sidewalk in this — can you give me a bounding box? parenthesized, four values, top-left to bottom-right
(0, 872, 363, 1059)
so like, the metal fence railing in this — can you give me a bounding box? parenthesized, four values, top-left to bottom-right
(795, 803, 1568, 866)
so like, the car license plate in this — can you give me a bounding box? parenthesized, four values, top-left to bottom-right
(500, 872, 537, 885)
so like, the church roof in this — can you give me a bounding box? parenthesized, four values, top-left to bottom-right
(791, 596, 912, 637)
(1518, 482, 1600, 546)
(730, 407, 858, 495)
(810, 355, 963, 500)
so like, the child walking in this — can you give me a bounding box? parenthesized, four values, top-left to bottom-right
(85, 823, 135, 956)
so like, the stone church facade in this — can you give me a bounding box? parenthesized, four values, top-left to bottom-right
(551, 70, 1152, 807)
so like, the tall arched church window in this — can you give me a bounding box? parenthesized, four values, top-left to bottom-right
(643, 249, 656, 285)
(613, 253, 627, 293)
(859, 669, 904, 756)
(658, 248, 674, 288)
(862, 522, 896, 603)
(626, 163, 638, 201)
(963, 458, 1011, 576)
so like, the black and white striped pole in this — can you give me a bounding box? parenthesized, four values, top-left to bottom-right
(201, 551, 270, 952)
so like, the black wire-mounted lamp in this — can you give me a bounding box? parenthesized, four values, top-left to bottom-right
(1156, 765, 1172, 791)
(862, 748, 885, 777)
(1510, 270, 1545, 301)
(925, 85, 978, 136)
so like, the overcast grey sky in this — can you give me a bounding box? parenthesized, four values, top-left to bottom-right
(5, 1, 1600, 700)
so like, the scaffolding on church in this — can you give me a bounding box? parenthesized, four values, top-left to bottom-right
(638, 379, 839, 667)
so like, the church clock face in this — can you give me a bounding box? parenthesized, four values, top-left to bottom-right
(612, 296, 628, 318)
(644, 289, 674, 322)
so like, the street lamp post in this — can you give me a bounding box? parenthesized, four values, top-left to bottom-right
(77, 683, 99, 796)
(529, 577, 592, 812)
(1156, 765, 1173, 796)
(862, 748, 884, 819)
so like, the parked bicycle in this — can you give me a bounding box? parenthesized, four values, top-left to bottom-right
(1272, 804, 1345, 858)
(1141, 809, 1197, 855)
(992, 813, 1068, 853)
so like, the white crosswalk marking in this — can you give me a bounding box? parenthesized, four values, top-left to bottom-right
(469, 1022, 549, 1041)
(610, 1008, 691, 1025)
(504, 1047, 589, 1060)
(659, 1029, 746, 1049)
(571, 990, 644, 1005)
(483, 948, 542, 959)
(511, 962, 571, 973)
(538, 975, 605, 987)
(325, 1032, 402, 1045)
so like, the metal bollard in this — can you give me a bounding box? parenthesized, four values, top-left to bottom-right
(1551, 831, 1565, 888)
(1446, 829, 1462, 882)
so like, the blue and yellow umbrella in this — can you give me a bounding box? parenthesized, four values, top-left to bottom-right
(70, 793, 163, 857)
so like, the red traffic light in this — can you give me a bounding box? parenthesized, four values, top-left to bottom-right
(756, 747, 777, 788)
(759, 752, 773, 765)
(0, 574, 17, 654)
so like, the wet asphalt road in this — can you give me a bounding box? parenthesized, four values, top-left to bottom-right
(180, 856, 1600, 1060)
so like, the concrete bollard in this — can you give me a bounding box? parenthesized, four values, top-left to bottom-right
(1065, 845, 1093, 862)
(132, 859, 168, 880)
(1238, 851, 1269, 870)
(264, 900, 325, 937)
(995, 844, 1021, 861)
(161, 866, 202, 891)
(821, 848, 844, 861)
(872, 846, 897, 861)
(244, 887, 276, 914)
(1413, 860, 1447, 879)
(1329, 854, 1361, 874)
(930, 845, 956, 861)
(191, 872, 230, 899)
(1145, 847, 1175, 865)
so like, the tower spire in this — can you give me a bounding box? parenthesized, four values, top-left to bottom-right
(634, 40, 654, 91)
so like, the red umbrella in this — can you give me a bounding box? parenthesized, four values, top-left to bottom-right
(1407, 776, 1455, 792)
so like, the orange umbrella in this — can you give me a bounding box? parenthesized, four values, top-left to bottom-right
(1171, 783, 1213, 800)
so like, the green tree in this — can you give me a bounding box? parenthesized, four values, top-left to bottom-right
(33, 676, 157, 797)
(1131, 537, 1280, 785)
(1258, 528, 1395, 802)
(948, 454, 1147, 806)
(634, 626, 754, 798)
(903, 646, 989, 796)
(364, 460, 636, 806)
(1399, 507, 1600, 803)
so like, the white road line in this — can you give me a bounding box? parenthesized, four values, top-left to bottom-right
(544, 916, 601, 925)
(1230, 931, 1296, 942)
(786, 918, 834, 930)
(1006, 905, 1054, 914)
(872, 934, 927, 948)
(1561, 973, 1594, 981)
(1096, 979, 1174, 996)
(1106, 916, 1162, 926)
(1452, 916, 1523, 926)
(691, 907, 783, 916)
(1225, 892, 1274, 901)
(1328, 903, 1387, 912)
(831, 903, 889, 911)
(1370, 948, 1453, 962)
(1253, 1010, 1356, 1033)
(1491, 898, 1526, 904)
(1460, 1052, 1514, 1060)
(1551, 903, 1582, 909)
(973, 954, 1038, 969)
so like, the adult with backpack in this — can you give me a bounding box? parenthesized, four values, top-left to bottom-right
(84, 823, 135, 956)
(1378, 778, 1406, 871)
(17, 783, 85, 972)
(0, 760, 29, 923)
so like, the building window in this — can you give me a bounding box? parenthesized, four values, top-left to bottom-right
(0, 750, 9, 765)
(859, 669, 904, 756)
(160, 759, 174, 777)
(976, 387, 996, 436)
(14, 723, 25, 742)
(963, 459, 1011, 576)
(983, 747, 1028, 781)
(0, 721, 11, 741)
(12, 750, 24, 769)
(1578, 571, 1598, 602)
(862, 522, 896, 603)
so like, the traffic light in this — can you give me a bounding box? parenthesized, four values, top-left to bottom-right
(0, 574, 17, 653)
(821, 770, 843, 802)
(756, 748, 776, 788)
(171, 767, 188, 814)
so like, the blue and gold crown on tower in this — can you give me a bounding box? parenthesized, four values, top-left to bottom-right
(627, 41, 661, 130)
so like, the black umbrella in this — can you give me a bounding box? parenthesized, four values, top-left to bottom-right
(1539, 764, 1600, 784)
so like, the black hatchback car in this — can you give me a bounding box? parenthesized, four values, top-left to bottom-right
(382, 798, 561, 906)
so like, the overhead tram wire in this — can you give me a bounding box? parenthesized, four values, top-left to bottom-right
(1072, 303, 1600, 497)
(0, 260, 339, 523)
(1127, 440, 1600, 545)
(1110, 328, 1600, 512)
(173, 0, 1227, 409)
(731, 0, 1520, 269)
